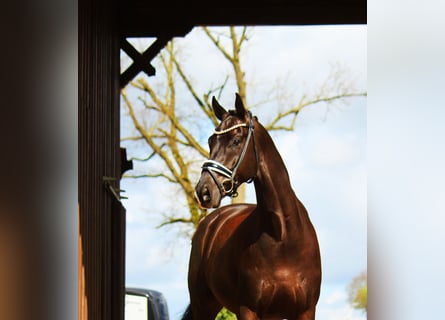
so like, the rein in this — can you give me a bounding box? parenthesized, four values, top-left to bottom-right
(202, 111, 258, 198)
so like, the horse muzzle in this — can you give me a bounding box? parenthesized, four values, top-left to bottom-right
(195, 175, 223, 209)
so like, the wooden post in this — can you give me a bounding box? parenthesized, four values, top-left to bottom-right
(79, 0, 125, 319)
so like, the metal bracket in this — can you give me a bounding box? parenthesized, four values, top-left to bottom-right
(103, 176, 128, 202)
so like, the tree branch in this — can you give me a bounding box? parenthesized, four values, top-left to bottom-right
(136, 76, 209, 158)
(123, 173, 177, 183)
(156, 217, 193, 228)
(238, 26, 249, 48)
(122, 88, 183, 184)
(172, 55, 219, 126)
(202, 26, 232, 61)
(265, 92, 367, 131)
(127, 147, 166, 162)
(121, 136, 144, 142)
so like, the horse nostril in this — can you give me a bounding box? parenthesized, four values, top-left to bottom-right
(202, 186, 211, 202)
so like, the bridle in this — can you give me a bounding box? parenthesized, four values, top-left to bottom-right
(201, 111, 258, 198)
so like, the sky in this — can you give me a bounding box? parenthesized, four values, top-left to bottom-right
(121, 25, 367, 320)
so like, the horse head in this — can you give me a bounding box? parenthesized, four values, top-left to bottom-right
(195, 93, 259, 209)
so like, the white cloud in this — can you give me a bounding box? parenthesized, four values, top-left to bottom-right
(273, 132, 305, 172)
(317, 305, 366, 320)
(317, 286, 366, 320)
(325, 289, 346, 305)
(245, 26, 367, 93)
(310, 134, 360, 168)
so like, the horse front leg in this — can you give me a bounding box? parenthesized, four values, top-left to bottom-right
(188, 295, 221, 320)
(187, 268, 222, 320)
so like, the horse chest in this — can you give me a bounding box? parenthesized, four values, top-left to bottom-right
(242, 267, 310, 316)
(243, 241, 304, 284)
(212, 239, 307, 298)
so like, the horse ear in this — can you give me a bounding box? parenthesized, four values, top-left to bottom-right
(212, 96, 227, 121)
(234, 93, 247, 118)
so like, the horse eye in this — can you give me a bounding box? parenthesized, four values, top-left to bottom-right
(232, 138, 241, 146)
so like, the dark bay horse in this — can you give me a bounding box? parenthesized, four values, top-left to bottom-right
(183, 94, 321, 320)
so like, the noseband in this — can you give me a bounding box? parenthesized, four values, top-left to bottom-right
(202, 111, 258, 198)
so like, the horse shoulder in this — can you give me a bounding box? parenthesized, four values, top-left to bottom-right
(192, 204, 255, 257)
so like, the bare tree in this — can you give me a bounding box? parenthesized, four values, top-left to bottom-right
(121, 26, 366, 231)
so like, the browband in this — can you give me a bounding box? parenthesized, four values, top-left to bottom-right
(214, 123, 247, 135)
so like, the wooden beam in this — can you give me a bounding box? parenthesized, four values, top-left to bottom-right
(120, 33, 192, 87)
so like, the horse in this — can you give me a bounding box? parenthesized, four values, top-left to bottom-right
(183, 93, 321, 320)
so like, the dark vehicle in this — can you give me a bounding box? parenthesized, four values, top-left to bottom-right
(125, 287, 169, 320)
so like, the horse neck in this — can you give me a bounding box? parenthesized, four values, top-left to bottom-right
(253, 126, 304, 240)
